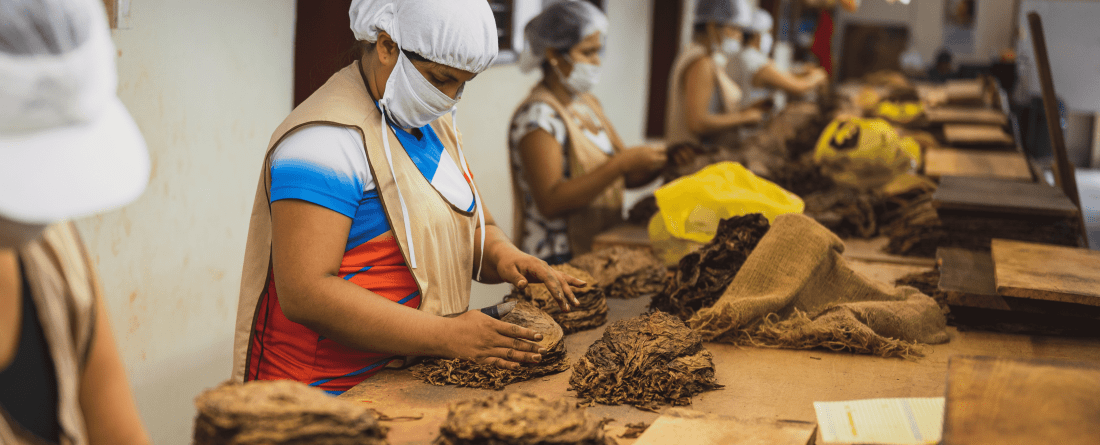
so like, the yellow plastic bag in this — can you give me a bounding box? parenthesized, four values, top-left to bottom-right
(648, 162, 804, 265)
(813, 117, 921, 190)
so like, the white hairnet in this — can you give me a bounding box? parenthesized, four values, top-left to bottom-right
(349, 0, 499, 74)
(695, 0, 751, 27)
(749, 8, 773, 34)
(517, 0, 609, 74)
(0, 0, 149, 224)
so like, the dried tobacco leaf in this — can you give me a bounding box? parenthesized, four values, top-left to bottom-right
(193, 380, 388, 445)
(605, 266, 670, 300)
(506, 264, 608, 334)
(618, 422, 650, 439)
(650, 214, 769, 321)
(569, 247, 668, 299)
(435, 393, 616, 445)
(411, 302, 570, 390)
(570, 312, 722, 411)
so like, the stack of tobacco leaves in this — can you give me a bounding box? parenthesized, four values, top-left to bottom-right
(626, 195, 659, 225)
(506, 264, 608, 334)
(435, 393, 616, 445)
(894, 270, 950, 317)
(569, 246, 669, 299)
(650, 214, 770, 321)
(764, 155, 884, 239)
(880, 182, 1080, 257)
(570, 311, 722, 411)
(193, 380, 388, 445)
(410, 302, 569, 390)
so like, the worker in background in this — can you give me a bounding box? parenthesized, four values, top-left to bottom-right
(508, 1, 665, 265)
(729, 8, 828, 108)
(666, 0, 765, 146)
(232, 0, 584, 396)
(0, 0, 150, 443)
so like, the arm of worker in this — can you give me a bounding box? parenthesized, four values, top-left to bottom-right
(79, 289, 151, 445)
(270, 200, 544, 369)
(518, 128, 664, 219)
(683, 57, 765, 137)
(470, 205, 585, 311)
(753, 64, 827, 96)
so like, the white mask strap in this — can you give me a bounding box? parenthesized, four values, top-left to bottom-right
(377, 99, 417, 269)
(450, 106, 486, 280)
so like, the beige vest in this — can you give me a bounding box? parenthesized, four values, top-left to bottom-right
(665, 42, 743, 145)
(231, 62, 477, 382)
(511, 85, 625, 257)
(1, 223, 98, 445)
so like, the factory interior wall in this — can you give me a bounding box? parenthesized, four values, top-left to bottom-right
(74, 1, 652, 442)
(76, 0, 296, 443)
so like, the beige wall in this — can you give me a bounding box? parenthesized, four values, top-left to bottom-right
(76, 0, 295, 443)
(76, 0, 653, 442)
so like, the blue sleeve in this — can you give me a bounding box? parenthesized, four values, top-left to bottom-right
(269, 125, 373, 219)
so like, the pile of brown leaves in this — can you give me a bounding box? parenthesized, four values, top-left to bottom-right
(569, 246, 669, 299)
(435, 393, 616, 445)
(570, 311, 722, 411)
(507, 264, 608, 334)
(411, 302, 569, 390)
(193, 380, 388, 445)
(650, 214, 770, 321)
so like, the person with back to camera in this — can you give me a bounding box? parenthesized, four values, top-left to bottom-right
(0, 0, 150, 443)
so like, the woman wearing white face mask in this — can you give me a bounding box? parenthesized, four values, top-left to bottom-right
(232, 0, 584, 395)
(729, 8, 828, 107)
(509, 1, 666, 264)
(667, 0, 765, 146)
(1, 0, 150, 443)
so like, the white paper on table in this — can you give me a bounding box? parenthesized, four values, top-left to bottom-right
(813, 397, 944, 445)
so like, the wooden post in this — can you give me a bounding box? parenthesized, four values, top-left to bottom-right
(1027, 12, 1089, 247)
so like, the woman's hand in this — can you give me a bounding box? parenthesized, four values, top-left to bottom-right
(442, 310, 547, 369)
(616, 145, 667, 176)
(494, 248, 585, 312)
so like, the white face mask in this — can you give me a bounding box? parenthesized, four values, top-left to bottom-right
(0, 216, 47, 249)
(721, 36, 742, 55)
(380, 50, 460, 130)
(760, 33, 774, 56)
(555, 56, 601, 95)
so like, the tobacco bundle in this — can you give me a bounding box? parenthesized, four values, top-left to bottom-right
(506, 264, 608, 334)
(411, 302, 569, 390)
(570, 311, 722, 411)
(435, 393, 616, 445)
(193, 380, 388, 445)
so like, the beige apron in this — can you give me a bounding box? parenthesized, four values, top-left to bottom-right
(231, 62, 477, 382)
(665, 42, 743, 145)
(511, 85, 625, 257)
(1, 223, 98, 445)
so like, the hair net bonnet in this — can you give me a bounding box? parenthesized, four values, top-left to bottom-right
(694, 0, 752, 28)
(0, 0, 149, 224)
(518, 0, 609, 73)
(750, 8, 773, 34)
(349, 0, 499, 74)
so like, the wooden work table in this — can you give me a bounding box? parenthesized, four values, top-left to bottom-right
(339, 258, 1100, 445)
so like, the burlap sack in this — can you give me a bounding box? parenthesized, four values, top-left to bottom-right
(688, 213, 948, 357)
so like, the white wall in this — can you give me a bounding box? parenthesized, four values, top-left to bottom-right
(74, 0, 652, 442)
(464, 0, 655, 308)
(75, 1, 295, 443)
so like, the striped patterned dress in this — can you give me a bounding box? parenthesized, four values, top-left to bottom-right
(246, 120, 475, 395)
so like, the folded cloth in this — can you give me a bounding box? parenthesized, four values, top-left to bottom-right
(688, 213, 949, 358)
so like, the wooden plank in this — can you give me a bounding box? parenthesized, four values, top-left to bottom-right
(925, 107, 1008, 126)
(942, 356, 1100, 445)
(944, 79, 986, 105)
(590, 224, 652, 252)
(942, 124, 1013, 146)
(931, 176, 1080, 217)
(992, 239, 1100, 307)
(936, 248, 1011, 310)
(842, 237, 935, 267)
(633, 410, 815, 445)
(924, 147, 1033, 182)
